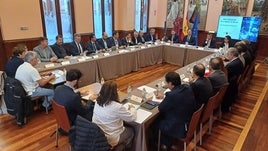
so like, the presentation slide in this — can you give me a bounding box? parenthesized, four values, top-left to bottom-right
(216, 16, 262, 42)
(217, 16, 243, 39)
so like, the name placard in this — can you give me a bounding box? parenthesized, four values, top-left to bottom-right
(147, 44, 152, 47)
(180, 74, 186, 79)
(140, 46, 146, 49)
(131, 95, 143, 103)
(92, 55, 99, 59)
(103, 53, 110, 56)
(165, 43, 171, 45)
(61, 61, 70, 65)
(45, 63, 55, 68)
(130, 48, 135, 51)
(198, 47, 204, 50)
(78, 58, 86, 62)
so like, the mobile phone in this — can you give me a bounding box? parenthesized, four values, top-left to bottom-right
(147, 100, 158, 106)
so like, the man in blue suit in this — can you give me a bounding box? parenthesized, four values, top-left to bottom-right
(202, 33, 216, 48)
(109, 31, 124, 49)
(86, 33, 102, 54)
(145, 28, 156, 42)
(97, 32, 111, 50)
(167, 30, 179, 43)
(153, 71, 197, 148)
(182, 30, 196, 46)
(69, 33, 86, 56)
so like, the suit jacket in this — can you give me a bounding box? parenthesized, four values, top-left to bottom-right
(86, 41, 102, 54)
(132, 37, 139, 45)
(167, 34, 179, 43)
(69, 41, 85, 56)
(242, 52, 252, 67)
(226, 57, 244, 83)
(202, 39, 216, 48)
(54, 85, 93, 126)
(208, 70, 229, 94)
(109, 37, 122, 47)
(97, 38, 111, 50)
(137, 36, 146, 44)
(145, 34, 156, 42)
(33, 45, 57, 62)
(121, 37, 134, 46)
(190, 77, 213, 105)
(50, 43, 68, 58)
(157, 85, 197, 139)
(182, 35, 196, 45)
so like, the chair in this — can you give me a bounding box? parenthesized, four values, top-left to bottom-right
(215, 84, 229, 119)
(51, 99, 70, 147)
(157, 104, 204, 151)
(199, 93, 219, 145)
(31, 96, 49, 114)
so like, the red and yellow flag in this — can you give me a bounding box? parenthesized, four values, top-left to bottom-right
(181, 12, 189, 40)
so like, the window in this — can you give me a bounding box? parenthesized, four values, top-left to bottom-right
(40, 0, 74, 45)
(92, 0, 113, 38)
(135, 0, 148, 32)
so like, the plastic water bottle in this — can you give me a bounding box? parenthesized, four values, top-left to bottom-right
(100, 77, 105, 85)
(127, 85, 132, 99)
(63, 68, 67, 80)
(142, 88, 147, 101)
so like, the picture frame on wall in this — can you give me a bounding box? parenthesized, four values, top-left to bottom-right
(166, 0, 185, 32)
(187, 0, 208, 30)
(221, 0, 249, 16)
(252, 0, 268, 35)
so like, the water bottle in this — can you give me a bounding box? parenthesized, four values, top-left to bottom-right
(63, 68, 67, 80)
(100, 77, 105, 85)
(127, 85, 132, 99)
(142, 88, 147, 101)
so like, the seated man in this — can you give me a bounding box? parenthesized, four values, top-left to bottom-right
(15, 51, 55, 108)
(121, 32, 134, 47)
(220, 35, 234, 49)
(132, 31, 139, 45)
(202, 33, 216, 48)
(33, 37, 58, 62)
(222, 47, 244, 112)
(181, 29, 196, 46)
(5, 44, 27, 78)
(51, 35, 69, 59)
(109, 31, 124, 49)
(208, 58, 229, 94)
(154, 72, 197, 148)
(145, 28, 156, 42)
(137, 30, 146, 44)
(86, 33, 102, 54)
(98, 32, 111, 50)
(167, 30, 179, 43)
(69, 33, 86, 56)
(234, 41, 252, 67)
(189, 63, 213, 106)
(54, 69, 97, 125)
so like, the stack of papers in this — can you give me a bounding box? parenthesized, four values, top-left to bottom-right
(135, 109, 152, 124)
(137, 85, 156, 93)
(123, 102, 140, 110)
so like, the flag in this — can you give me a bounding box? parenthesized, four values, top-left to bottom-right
(191, 13, 199, 46)
(181, 12, 189, 41)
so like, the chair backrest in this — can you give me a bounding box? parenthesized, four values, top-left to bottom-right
(51, 99, 70, 132)
(200, 92, 219, 123)
(183, 104, 204, 143)
(214, 84, 229, 109)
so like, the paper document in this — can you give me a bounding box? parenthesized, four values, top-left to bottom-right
(135, 109, 152, 124)
(123, 102, 140, 110)
(137, 85, 156, 93)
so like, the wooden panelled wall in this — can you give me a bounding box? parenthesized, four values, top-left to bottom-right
(1, 29, 268, 70)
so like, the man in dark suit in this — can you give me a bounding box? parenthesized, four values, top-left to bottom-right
(222, 47, 244, 112)
(109, 31, 124, 49)
(145, 28, 156, 42)
(182, 29, 196, 45)
(54, 69, 97, 126)
(220, 35, 235, 48)
(154, 72, 197, 148)
(121, 32, 134, 47)
(234, 42, 252, 67)
(189, 63, 213, 106)
(132, 31, 139, 45)
(202, 33, 216, 48)
(167, 30, 179, 43)
(51, 35, 70, 59)
(137, 30, 146, 44)
(86, 33, 102, 54)
(69, 33, 87, 56)
(97, 32, 111, 50)
(208, 58, 229, 94)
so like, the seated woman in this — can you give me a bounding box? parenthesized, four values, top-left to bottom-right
(92, 81, 137, 150)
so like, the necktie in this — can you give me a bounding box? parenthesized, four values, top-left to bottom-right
(171, 35, 174, 42)
(93, 42, 97, 51)
(115, 39, 118, 46)
(77, 43, 81, 54)
(103, 39, 107, 49)
(151, 35, 153, 41)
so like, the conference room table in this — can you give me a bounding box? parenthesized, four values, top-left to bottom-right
(37, 43, 217, 88)
(54, 44, 219, 151)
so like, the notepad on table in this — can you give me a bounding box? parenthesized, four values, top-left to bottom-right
(135, 109, 152, 124)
